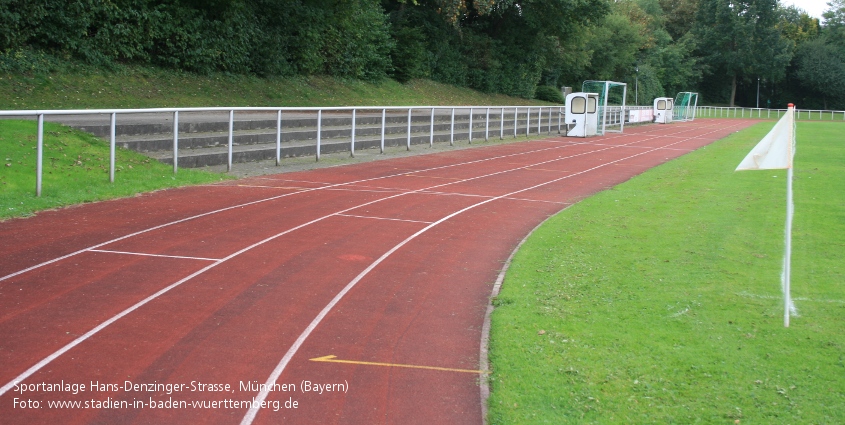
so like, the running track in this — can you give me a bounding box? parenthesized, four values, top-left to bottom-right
(0, 119, 756, 424)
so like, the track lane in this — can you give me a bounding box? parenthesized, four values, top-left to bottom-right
(0, 118, 760, 419)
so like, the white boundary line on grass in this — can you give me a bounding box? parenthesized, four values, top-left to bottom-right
(737, 292, 845, 304)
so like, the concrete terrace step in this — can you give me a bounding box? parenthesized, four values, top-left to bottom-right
(113, 117, 548, 152)
(49, 108, 566, 168)
(152, 128, 563, 168)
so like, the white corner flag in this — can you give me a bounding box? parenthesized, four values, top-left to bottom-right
(736, 103, 796, 327)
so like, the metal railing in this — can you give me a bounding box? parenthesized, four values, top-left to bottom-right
(1, 105, 571, 197)
(696, 106, 845, 121)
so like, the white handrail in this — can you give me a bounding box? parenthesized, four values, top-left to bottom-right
(2, 104, 665, 197)
(4, 105, 574, 196)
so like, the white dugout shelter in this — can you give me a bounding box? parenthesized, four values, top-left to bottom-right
(564, 92, 599, 137)
(653, 97, 674, 124)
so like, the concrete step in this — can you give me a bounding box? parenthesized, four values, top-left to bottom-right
(113, 118, 541, 152)
(152, 128, 562, 168)
(53, 108, 566, 168)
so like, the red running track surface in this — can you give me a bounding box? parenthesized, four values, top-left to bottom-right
(0, 119, 757, 424)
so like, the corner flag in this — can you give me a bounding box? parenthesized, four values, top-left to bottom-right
(736, 104, 796, 327)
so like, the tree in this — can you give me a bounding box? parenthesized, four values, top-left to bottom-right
(778, 5, 820, 46)
(692, 0, 792, 106)
(659, 0, 699, 40)
(793, 37, 845, 109)
(823, 0, 845, 45)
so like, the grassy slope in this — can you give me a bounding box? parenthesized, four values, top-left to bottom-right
(0, 66, 552, 110)
(488, 121, 844, 424)
(0, 120, 230, 220)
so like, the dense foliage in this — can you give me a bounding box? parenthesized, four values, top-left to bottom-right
(1, 0, 843, 107)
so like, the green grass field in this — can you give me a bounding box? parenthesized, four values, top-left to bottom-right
(0, 120, 230, 220)
(487, 121, 844, 424)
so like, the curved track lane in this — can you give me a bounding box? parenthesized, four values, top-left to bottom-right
(0, 120, 756, 424)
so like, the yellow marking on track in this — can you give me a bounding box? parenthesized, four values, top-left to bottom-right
(309, 355, 488, 374)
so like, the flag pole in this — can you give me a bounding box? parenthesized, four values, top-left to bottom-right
(784, 165, 793, 327)
(735, 102, 796, 327)
(783, 103, 795, 327)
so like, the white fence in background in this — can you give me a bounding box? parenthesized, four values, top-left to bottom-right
(697, 106, 845, 121)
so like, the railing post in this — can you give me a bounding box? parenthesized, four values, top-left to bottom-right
(109, 112, 116, 183)
(526, 107, 530, 136)
(468, 107, 473, 143)
(228, 109, 234, 172)
(430, 108, 435, 147)
(450, 108, 455, 146)
(351, 108, 356, 158)
(172, 111, 178, 174)
(380, 108, 386, 153)
(316, 109, 322, 161)
(500, 107, 504, 140)
(276, 110, 282, 166)
(548, 107, 552, 133)
(485, 107, 490, 141)
(36, 114, 43, 197)
(537, 107, 541, 134)
(558, 107, 562, 133)
(407, 108, 412, 150)
(513, 107, 518, 138)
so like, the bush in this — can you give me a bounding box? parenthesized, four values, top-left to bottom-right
(534, 85, 564, 103)
(0, 0, 394, 80)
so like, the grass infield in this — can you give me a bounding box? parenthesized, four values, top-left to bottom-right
(488, 121, 844, 423)
(0, 119, 230, 220)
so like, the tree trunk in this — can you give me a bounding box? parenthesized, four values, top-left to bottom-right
(730, 74, 737, 107)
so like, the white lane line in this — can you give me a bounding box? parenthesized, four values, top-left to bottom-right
(240, 121, 747, 425)
(586, 143, 697, 151)
(418, 191, 571, 205)
(1, 141, 600, 284)
(0, 123, 704, 397)
(216, 184, 309, 190)
(418, 191, 494, 199)
(87, 249, 221, 262)
(503, 197, 570, 205)
(325, 187, 408, 194)
(252, 178, 333, 185)
(335, 214, 434, 224)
